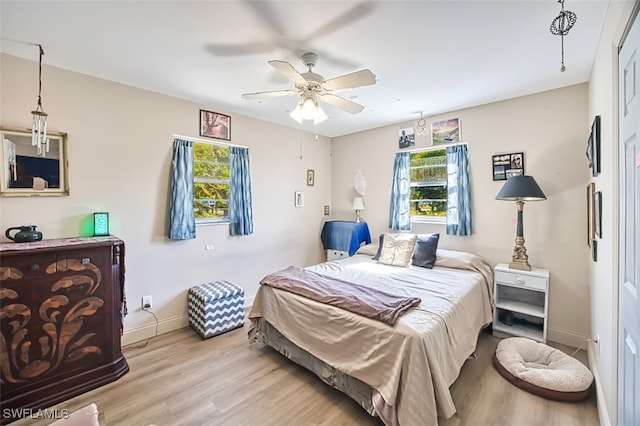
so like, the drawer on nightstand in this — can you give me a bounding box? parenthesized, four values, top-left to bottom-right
(327, 250, 349, 261)
(495, 271, 547, 291)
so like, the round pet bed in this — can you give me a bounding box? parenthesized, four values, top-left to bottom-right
(492, 337, 593, 402)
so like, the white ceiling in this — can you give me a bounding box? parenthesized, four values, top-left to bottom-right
(0, 0, 608, 138)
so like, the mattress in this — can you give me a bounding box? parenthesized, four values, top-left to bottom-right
(249, 248, 493, 425)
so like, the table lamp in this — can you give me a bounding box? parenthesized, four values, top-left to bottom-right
(496, 175, 546, 271)
(353, 197, 365, 223)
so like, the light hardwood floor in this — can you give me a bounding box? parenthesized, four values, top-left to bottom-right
(13, 324, 599, 426)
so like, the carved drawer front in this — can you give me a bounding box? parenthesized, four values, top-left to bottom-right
(0, 252, 57, 280)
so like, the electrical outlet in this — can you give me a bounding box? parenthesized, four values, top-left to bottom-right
(205, 244, 215, 250)
(142, 295, 152, 309)
(324, 205, 330, 215)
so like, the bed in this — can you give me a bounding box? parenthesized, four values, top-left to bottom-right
(248, 239, 493, 425)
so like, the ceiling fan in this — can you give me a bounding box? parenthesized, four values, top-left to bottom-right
(241, 52, 377, 124)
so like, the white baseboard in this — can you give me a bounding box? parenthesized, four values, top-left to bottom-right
(122, 301, 254, 347)
(547, 326, 587, 348)
(587, 341, 611, 426)
(122, 314, 188, 347)
(244, 295, 255, 309)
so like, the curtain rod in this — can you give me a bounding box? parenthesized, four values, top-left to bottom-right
(397, 141, 468, 154)
(173, 134, 249, 149)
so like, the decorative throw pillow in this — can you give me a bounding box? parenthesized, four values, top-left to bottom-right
(372, 233, 385, 260)
(412, 233, 440, 268)
(378, 233, 418, 267)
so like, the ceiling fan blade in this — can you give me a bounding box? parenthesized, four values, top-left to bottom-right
(244, 0, 288, 38)
(304, 2, 375, 42)
(205, 42, 276, 57)
(241, 90, 297, 100)
(318, 94, 365, 114)
(268, 60, 307, 85)
(323, 69, 377, 91)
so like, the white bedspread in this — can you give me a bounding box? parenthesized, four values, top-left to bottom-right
(249, 250, 493, 425)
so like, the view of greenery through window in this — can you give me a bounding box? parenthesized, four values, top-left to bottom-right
(410, 149, 447, 218)
(193, 142, 230, 220)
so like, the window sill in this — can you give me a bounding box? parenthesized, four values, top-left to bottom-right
(196, 219, 230, 226)
(411, 217, 446, 225)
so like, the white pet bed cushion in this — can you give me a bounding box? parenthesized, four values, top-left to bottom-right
(492, 337, 593, 401)
(49, 403, 99, 426)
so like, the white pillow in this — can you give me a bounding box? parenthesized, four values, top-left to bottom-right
(378, 233, 418, 267)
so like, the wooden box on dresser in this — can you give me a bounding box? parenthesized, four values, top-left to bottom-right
(0, 236, 129, 424)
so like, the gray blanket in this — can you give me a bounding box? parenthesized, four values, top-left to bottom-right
(260, 265, 421, 325)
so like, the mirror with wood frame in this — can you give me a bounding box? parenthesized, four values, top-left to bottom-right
(0, 127, 69, 196)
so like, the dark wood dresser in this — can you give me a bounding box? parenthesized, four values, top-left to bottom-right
(0, 236, 129, 424)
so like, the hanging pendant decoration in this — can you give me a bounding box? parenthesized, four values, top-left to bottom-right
(31, 44, 49, 157)
(550, 0, 577, 72)
(416, 112, 427, 136)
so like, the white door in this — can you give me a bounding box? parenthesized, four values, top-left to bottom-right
(618, 10, 640, 426)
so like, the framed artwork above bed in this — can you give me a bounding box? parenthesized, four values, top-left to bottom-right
(492, 152, 524, 181)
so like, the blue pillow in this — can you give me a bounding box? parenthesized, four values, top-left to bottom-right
(411, 233, 440, 268)
(372, 233, 385, 260)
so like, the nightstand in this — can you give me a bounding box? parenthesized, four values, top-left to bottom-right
(320, 221, 371, 261)
(492, 263, 549, 343)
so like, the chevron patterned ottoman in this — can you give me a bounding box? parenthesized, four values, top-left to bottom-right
(188, 281, 245, 339)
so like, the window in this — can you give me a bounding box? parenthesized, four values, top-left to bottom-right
(410, 149, 447, 220)
(193, 142, 230, 221)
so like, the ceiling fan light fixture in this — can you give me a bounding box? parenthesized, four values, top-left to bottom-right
(289, 105, 304, 124)
(301, 96, 317, 119)
(289, 94, 327, 125)
(313, 105, 328, 125)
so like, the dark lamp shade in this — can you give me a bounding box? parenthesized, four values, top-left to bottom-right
(496, 175, 547, 201)
(93, 212, 110, 236)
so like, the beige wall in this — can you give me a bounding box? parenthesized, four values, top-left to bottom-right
(587, 2, 637, 425)
(0, 48, 604, 372)
(331, 84, 592, 348)
(0, 53, 332, 344)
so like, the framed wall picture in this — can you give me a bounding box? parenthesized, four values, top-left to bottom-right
(200, 109, 230, 141)
(398, 127, 415, 149)
(294, 191, 304, 207)
(492, 152, 524, 181)
(431, 118, 460, 145)
(587, 183, 595, 246)
(306, 169, 315, 186)
(594, 190, 602, 238)
(589, 115, 601, 176)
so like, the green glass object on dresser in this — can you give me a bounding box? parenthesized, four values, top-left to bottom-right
(93, 212, 110, 236)
(0, 236, 129, 424)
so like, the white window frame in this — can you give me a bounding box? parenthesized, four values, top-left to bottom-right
(409, 147, 447, 225)
(193, 139, 231, 226)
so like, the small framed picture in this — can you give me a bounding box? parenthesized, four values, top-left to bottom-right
(492, 152, 524, 181)
(594, 190, 602, 238)
(587, 183, 595, 246)
(307, 169, 315, 186)
(431, 118, 460, 145)
(398, 127, 415, 149)
(590, 116, 601, 177)
(294, 191, 304, 207)
(200, 109, 230, 141)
